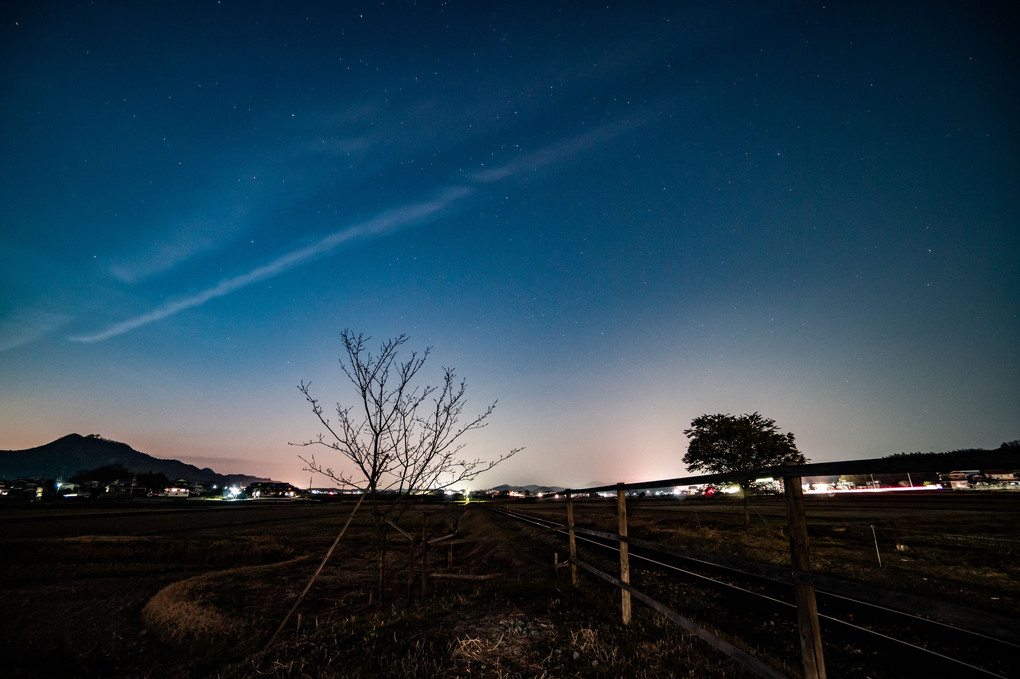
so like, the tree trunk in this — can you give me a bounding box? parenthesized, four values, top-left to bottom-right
(741, 482, 750, 528)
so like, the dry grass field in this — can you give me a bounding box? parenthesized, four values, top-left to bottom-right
(0, 501, 751, 678)
(1, 491, 1016, 678)
(527, 491, 1020, 615)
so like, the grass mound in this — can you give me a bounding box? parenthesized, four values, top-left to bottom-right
(143, 574, 246, 643)
(142, 556, 310, 653)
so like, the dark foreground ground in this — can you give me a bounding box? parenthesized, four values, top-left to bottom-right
(1, 499, 752, 678)
(1, 492, 1017, 678)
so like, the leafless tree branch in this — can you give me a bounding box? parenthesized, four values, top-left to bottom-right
(290, 329, 522, 516)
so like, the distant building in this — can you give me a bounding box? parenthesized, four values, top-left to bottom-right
(164, 479, 190, 497)
(0, 478, 46, 501)
(938, 469, 1019, 490)
(105, 478, 148, 497)
(246, 482, 296, 498)
(985, 470, 1019, 486)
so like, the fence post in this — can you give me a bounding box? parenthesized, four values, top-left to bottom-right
(784, 476, 826, 679)
(617, 484, 632, 626)
(566, 491, 578, 587)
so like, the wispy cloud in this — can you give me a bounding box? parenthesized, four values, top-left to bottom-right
(105, 127, 374, 286)
(69, 186, 473, 343)
(68, 120, 646, 344)
(469, 116, 644, 184)
(109, 230, 222, 284)
(0, 308, 71, 351)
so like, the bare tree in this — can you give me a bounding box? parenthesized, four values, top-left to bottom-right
(295, 330, 521, 499)
(293, 330, 522, 599)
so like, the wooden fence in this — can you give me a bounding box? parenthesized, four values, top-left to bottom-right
(559, 479, 822, 679)
(510, 450, 1017, 679)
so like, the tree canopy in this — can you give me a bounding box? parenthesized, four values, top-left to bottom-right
(683, 412, 806, 477)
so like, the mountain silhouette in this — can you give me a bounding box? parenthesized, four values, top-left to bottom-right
(489, 484, 563, 494)
(0, 433, 271, 486)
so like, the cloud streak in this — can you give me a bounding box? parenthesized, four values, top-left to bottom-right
(69, 186, 473, 343)
(108, 230, 222, 284)
(69, 120, 645, 344)
(469, 115, 646, 184)
(0, 308, 71, 351)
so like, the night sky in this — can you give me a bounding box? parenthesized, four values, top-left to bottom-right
(2, 2, 1017, 489)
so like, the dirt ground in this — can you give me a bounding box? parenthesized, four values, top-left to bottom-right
(0, 501, 748, 678)
(2, 493, 1016, 678)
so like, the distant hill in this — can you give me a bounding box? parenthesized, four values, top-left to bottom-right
(489, 484, 564, 494)
(0, 433, 271, 486)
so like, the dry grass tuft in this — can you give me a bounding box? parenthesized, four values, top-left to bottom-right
(142, 556, 308, 648)
(143, 576, 244, 644)
(569, 626, 619, 666)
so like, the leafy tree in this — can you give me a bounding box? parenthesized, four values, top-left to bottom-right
(70, 464, 132, 485)
(136, 471, 170, 493)
(294, 330, 522, 601)
(683, 412, 806, 526)
(70, 465, 169, 494)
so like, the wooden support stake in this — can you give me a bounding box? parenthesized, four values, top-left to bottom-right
(406, 536, 415, 600)
(617, 485, 632, 626)
(379, 529, 388, 607)
(567, 490, 578, 587)
(264, 493, 365, 652)
(871, 525, 882, 567)
(421, 513, 429, 600)
(784, 476, 826, 679)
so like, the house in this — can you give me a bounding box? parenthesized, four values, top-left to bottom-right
(164, 479, 190, 497)
(983, 470, 1019, 487)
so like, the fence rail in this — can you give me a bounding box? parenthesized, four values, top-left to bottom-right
(534, 518, 1018, 644)
(573, 555, 789, 679)
(492, 480, 1018, 679)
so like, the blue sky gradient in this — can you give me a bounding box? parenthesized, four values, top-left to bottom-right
(2, 2, 1017, 487)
